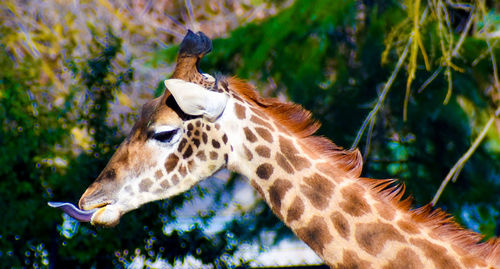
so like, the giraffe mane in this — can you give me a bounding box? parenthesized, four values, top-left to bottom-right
(224, 77, 363, 178)
(362, 178, 500, 265)
(223, 77, 500, 266)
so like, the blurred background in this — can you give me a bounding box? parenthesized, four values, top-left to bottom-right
(1, 0, 499, 268)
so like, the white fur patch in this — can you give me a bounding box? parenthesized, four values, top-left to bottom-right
(154, 125, 178, 133)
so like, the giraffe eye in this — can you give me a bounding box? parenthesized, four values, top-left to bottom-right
(152, 130, 178, 143)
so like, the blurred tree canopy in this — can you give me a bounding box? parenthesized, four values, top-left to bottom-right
(1, 0, 500, 268)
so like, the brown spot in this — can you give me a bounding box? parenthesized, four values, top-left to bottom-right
(256, 163, 273, 179)
(215, 123, 221, 130)
(196, 150, 206, 161)
(451, 244, 468, 257)
(339, 184, 371, 217)
(183, 145, 193, 158)
(155, 170, 163, 180)
(192, 138, 200, 148)
(232, 93, 243, 102)
(165, 154, 179, 172)
(296, 216, 333, 256)
(243, 127, 257, 143)
(222, 134, 228, 144)
(410, 238, 460, 268)
(187, 123, 194, 131)
(209, 151, 218, 160)
(250, 115, 274, 130)
(177, 138, 187, 153)
(315, 162, 341, 183)
(460, 255, 487, 268)
(276, 153, 294, 174)
(397, 220, 420, 234)
(195, 121, 201, 127)
(160, 179, 170, 188)
(179, 165, 187, 177)
(279, 136, 310, 170)
(337, 250, 370, 269)
(212, 139, 221, 148)
(101, 169, 116, 181)
(428, 229, 442, 241)
(250, 179, 265, 198)
(452, 246, 486, 268)
(375, 202, 396, 221)
(234, 103, 246, 119)
(383, 248, 423, 269)
(171, 174, 179, 185)
(124, 185, 133, 194)
(330, 211, 350, 240)
(355, 222, 406, 256)
(286, 197, 304, 223)
(300, 173, 335, 210)
(255, 127, 273, 143)
(250, 107, 269, 119)
(268, 179, 293, 213)
(224, 153, 228, 163)
(202, 132, 208, 144)
(255, 145, 271, 158)
(187, 160, 194, 172)
(139, 178, 153, 192)
(194, 130, 200, 136)
(206, 125, 211, 131)
(153, 188, 164, 194)
(243, 144, 253, 161)
(115, 147, 130, 166)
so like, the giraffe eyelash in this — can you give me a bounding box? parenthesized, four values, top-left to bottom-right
(151, 129, 179, 143)
(152, 130, 177, 143)
(149, 125, 181, 144)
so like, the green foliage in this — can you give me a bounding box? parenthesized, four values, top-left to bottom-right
(0, 27, 249, 268)
(0, 29, 132, 267)
(0, 45, 66, 267)
(2, 0, 500, 267)
(196, 0, 500, 237)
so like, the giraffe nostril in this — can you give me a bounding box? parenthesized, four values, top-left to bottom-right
(79, 187, 113, 210)
(78, 197, 85, 210)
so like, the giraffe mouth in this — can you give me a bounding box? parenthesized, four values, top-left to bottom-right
(81, 201, 113, 211)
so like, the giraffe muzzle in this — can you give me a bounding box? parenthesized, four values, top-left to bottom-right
(77, 191, 122, 226)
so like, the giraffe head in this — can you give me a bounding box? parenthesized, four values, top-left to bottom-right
(78, 31, 233, 226)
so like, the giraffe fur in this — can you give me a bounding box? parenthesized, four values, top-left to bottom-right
(76, 31, 500, 268)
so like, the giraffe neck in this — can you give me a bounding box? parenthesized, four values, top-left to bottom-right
(220, 84, 496, 268)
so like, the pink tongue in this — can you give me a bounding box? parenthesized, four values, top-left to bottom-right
(48, 202, 97, 222)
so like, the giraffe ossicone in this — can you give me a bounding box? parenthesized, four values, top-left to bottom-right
(51, 31, 500, 268)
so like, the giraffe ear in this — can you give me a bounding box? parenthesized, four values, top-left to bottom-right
(164, 79, 228, 121)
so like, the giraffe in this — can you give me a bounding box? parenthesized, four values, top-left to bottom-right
(71, 31, 500, 268)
